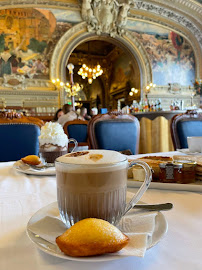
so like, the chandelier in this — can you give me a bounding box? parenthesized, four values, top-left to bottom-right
(65, 82, 83, 97)
(78, 63, 103, 84)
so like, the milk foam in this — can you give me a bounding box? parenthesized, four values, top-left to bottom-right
(56, 150, 128, 173)
(57, 150, 126, 164)
(38, 122, 68, 147)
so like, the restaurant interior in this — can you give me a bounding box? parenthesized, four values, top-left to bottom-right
(0, 0, 202, 269)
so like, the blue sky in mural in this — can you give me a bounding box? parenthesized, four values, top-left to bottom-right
(46, 8, 82, 23)
(127, 21, 195, 86)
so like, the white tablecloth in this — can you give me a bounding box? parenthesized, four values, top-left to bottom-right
(0, 152, 202, 270)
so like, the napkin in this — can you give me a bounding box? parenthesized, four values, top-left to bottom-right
(28, 210, 157, 258)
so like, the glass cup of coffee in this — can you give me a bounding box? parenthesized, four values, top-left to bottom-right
(55, 150, 152, 227)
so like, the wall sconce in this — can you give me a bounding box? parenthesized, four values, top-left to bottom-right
(145, 83, 156, 98)
(146, 83, 156, 92)
(52, 78, 65, 108)
(129, 87, 139, 96)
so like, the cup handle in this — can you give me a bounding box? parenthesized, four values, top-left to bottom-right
(123, 160, 152, 216)
(68, 138, 78, 153)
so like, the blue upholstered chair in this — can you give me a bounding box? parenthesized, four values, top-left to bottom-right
(0, 111, 44, 162)
(88, 112, 140, 154)
(63, 119, 89, 148)
(171, 110, 202, 150)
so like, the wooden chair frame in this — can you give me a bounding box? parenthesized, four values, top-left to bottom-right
(88, 112, 140, 154)
(171, 110, 202, 150)
(63, 119, 89, 147)
(0, 111, 44, 127)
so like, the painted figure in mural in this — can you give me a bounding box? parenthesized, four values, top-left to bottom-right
(10, 55, 19, 74)
(33, 58, 46, 73)
(170, 32, 184, 62)
(0, 47, 12, 77)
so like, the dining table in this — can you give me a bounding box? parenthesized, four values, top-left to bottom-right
(0, 151, 201, 270)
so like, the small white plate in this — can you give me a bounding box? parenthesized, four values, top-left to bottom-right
(177, 148, 202, 155)
(13, 160, 56, 176)
(26, 201, 168, 262)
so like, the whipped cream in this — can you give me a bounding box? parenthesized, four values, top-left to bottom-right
(39, 122, 68, 147)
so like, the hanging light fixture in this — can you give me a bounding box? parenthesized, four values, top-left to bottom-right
(78, 63, 103, 84)
(77, 42, 103, 84)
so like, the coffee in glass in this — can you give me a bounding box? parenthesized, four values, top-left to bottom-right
(55, 150, 152, 227)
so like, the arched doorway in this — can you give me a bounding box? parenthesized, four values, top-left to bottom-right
(50, 22, 152, 109)
(66, 39, 142, 110)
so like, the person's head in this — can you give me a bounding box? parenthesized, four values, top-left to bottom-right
(53, 108, 64, 121)
(62, 104, 73, 114)
(80, 106, 87, 117)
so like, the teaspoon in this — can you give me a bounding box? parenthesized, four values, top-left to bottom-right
(133, 202, 173, 211)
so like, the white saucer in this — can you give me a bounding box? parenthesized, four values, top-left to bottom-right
(13, 160, 56, 176)
(26, 201, 168, 262)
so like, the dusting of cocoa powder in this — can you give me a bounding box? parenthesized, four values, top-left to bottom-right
(66, 151, 89, 157)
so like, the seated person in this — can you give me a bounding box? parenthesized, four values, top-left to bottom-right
(53, 108, 64, 122)
(58, 104, 77, 126)
(78, 106, 91, 121)
(78, 107, 87, 121)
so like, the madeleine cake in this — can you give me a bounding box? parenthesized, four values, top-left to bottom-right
(56, 218, 129, 257)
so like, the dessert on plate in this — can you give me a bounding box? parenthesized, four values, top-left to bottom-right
(128, 156, 173, 181)
(21, 155, 41, 165)
(56, 218, 129, 257)
(38, 122, 68, 163)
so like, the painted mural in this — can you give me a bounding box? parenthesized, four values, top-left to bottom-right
(0, 7, 197, 87)
(127, 21, 195, 86)
(110, 53, 138, 93)
(0, 8, 81, 79)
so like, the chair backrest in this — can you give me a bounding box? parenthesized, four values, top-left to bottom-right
(88, 112, 140, 154)
(63, 119, 89, 147)
(171, 110, 202, 149)
(0, 111, 44, 162)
